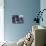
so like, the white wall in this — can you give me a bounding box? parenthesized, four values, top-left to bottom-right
(4, 0, 40, 42)
(40, 0, 46, 27)
(0, 0, 4, 42)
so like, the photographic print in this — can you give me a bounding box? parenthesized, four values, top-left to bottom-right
(12, 15, 24, 24)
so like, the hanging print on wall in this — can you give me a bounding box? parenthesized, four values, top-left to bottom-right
(12, 15, 24, 24)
